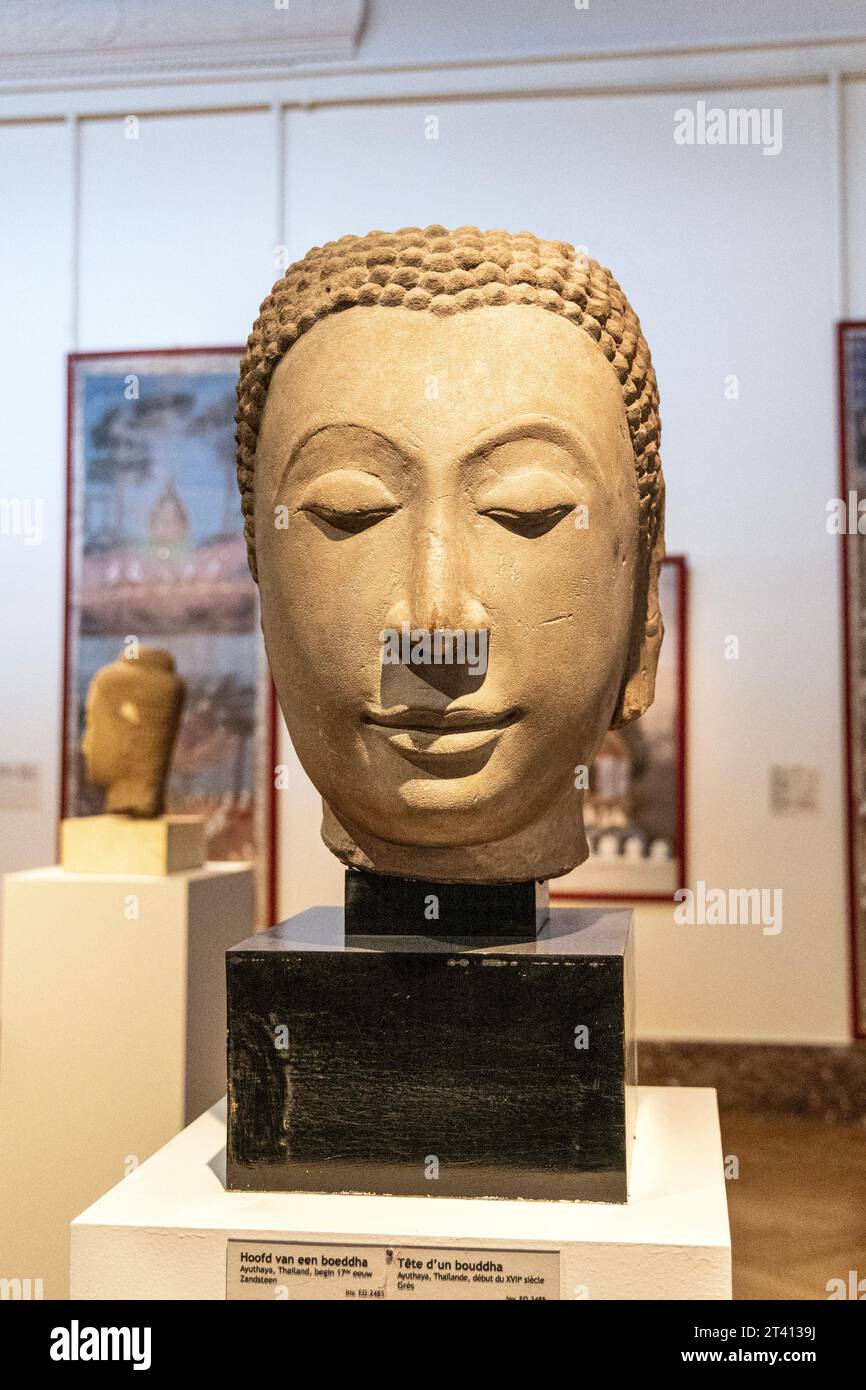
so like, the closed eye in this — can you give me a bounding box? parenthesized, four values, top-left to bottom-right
(479, 504, 574, 538)
(300, 504, 396, 535)
(296, 469, 399, 535)
(473, 465, 578, 538)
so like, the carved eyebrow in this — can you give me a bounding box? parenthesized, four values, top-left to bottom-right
(274, 415, 603, 496)
(457, 414, 602, 483)
(276, 420, 422, 497)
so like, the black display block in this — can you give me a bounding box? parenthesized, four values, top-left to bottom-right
(226, 905, 636, 1202)
(344, 867, 550, 936)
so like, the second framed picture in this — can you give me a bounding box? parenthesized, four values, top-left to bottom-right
(552, 554, 687, 903)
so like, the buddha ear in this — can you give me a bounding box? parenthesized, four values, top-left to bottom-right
(119, 700, 141, 727)
(610, 522, 665, 728)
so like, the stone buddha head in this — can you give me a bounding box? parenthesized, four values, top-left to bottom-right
(236, 226, 664, 883)
(81, 647, 185, 818)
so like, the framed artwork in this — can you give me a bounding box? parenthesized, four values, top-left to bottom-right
(837, 321, 866, 1037)
(62, 349, 276, 925)
(552, 553, 687, 904)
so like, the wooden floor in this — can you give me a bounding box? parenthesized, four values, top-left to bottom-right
(720, 1111, 866, 1300)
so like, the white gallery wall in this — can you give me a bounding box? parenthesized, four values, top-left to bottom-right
(2, 7, 866, 1043)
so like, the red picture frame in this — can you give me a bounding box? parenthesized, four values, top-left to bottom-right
(61, 347, 278, 927)
(837, 321, 866, 1038)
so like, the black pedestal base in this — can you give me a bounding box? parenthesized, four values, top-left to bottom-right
(226, 907, 636, 1203)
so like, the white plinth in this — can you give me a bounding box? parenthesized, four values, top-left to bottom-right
(71, 1087, 731, 1300)
(0, 861, 254, 1300)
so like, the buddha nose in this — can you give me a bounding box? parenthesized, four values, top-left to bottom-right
(383, 510, 490, 698)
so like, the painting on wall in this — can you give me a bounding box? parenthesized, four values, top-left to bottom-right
(62, 349, 275, 923)
(552, 554, 687, 904)
(838, 321, 866, 1037)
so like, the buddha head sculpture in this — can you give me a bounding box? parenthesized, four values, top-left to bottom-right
(81, 647, 185, 818)
(236, 226, 664, 883)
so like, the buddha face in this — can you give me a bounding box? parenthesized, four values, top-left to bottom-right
(81, 680, 116, 789)
(254, 302, 646, 871)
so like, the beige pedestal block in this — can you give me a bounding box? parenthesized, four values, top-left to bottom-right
(60, 814, 206, 874)
(0, 861, 254, 1300)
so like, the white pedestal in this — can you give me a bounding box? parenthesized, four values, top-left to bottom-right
(0, 861, 254, 1300)
(71, 1087, 732, 1300)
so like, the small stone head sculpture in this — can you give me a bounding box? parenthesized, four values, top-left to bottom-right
(236, 226, 664, 883)
(81, 647, 185, 818)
